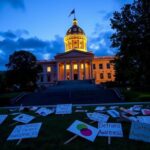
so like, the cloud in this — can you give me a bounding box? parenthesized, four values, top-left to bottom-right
(0, 0, 25, 10)
(0, 30, 64, 70)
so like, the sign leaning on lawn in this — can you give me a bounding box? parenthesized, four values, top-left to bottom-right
(56, 104, 72, 114)
(98, 123, 123, 137)
(7, 123, 42, 140)
(67, 120, 99, 142)
(13, 114, 35, 124)
(129, 121, 150, 143)
(87, 112, 109, 122)
(0, 115, 8, 125)
(36, 107, 54, 116)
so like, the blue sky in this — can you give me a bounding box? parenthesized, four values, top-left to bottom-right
(0, 0, 133, 70)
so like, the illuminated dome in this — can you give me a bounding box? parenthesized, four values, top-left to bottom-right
(64, 18, 87, 52)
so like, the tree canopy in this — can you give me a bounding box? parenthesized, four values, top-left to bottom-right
(6, 50, 42, 90)
(110, 0, 150, 86)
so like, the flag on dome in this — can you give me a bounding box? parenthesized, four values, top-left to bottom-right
(69, 9, 75, 17)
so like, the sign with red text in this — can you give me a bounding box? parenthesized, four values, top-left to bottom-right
(129, 121, 150, 143)
(98, 123, 123, 137)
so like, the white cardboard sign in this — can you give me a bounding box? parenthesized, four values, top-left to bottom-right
(137, 116, 150, 124)
(36, 107, 54, 116)
(56, 104, 72, 114)
(13, 114, 35, 123)
(129, 121, 150, 143)
(0, 115, 8, 124)
(95, 106, 106, 111)
(7, 123, 42, 140)
(87, 112, 109, 122)
(98, 123, 123, 137)
(67, 120, 99, 142)
(142, 109, 150, 115)
(107, 110, 120, 118)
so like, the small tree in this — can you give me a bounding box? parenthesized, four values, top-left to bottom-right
(6, 50, 42, 90)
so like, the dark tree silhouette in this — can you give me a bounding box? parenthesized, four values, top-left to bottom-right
(6, 50, 42, 90)
(110, 0, 150, 86)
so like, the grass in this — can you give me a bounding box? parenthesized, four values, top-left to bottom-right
(0, 105, 150, 150)
(0, 92, 22, 99)
(122, 89, 150, 102)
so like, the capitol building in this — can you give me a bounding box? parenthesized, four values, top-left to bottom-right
(37, 18, 115, 86)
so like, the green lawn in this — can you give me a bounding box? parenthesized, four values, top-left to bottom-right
(0, 92, 22, 99)
(122, 89, 150, 102)
(0, 106, 150, 150)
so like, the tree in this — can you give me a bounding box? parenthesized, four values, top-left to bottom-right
(110, 0, 150, 86)
(6, 50, 42, 90)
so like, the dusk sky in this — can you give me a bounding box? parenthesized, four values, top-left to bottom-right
(0, 0, 133, 70)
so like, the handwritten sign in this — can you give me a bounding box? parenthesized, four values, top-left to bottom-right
(13, 114, 35, 123)
(67, 120, 99, 142)
(56, 104, 72, 114)
(87, 112, 109, 122)
(7, 123, 42, 140)
(142, 109, 150, 115)
(36, 107, 54, 116)
(120, 107, 139, 115)
(95, 106, 106, 111)
(107, 110, 120, 118)
(98, 123, 123, 137)
(0, 115, 8, 124)
(30, 106, 38, 111)
(129, 121, 150, 143)
(137, 116, 150, 124)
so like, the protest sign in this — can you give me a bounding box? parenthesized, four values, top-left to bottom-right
(98, 123, 123, 137)
(0, 115, 8, 124)
(36, 107, 54, 116)
(141, 109, 150, 115)
(109, 106, 119, 109)
(56, 104, 72, 114)
(137, 116, 150, 124)
(107, 110, 120, 118)
(95, 106, 106, 111)
(75, 110, 88, 113)
(87, 112, 109, 122)
(30, 106, 38, 111)
(129, 121, 150, 143)
(67, 120, 99, 142)
(132, 105, 142, 111)
(13, 114, 35, 123)
(120, 107, 139, 115)
(7, 123, 42, 140)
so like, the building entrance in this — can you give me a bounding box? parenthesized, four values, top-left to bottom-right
(74, 74, 78, 80)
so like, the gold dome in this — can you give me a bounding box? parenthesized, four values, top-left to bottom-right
(64, 18, 87, 52)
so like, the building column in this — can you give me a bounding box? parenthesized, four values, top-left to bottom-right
(70, 61, 73, 80)
(78, 61, 80, 80)
(57, 62, 59, 81)
(90, 60, 93, 79)
(64, 62, 66, 80)
(83, 61, 86, 80)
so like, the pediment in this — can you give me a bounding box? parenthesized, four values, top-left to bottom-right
(55, 50, 94, 59)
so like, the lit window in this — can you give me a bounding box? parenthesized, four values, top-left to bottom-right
(81, 64, 83, 69)
(74, 64, 78, 69)
(47, 66, 51, 72)
(66, 64, 70, 70)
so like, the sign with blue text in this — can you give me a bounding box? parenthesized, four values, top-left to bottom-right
(13, 114, 35, 124)
(98, 123, 123, 137)
(7, 123, 42, 140)
(129, 121, 150, 143)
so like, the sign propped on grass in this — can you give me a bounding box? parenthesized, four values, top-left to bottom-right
(87, 112, 109, 122)
(36, 107, 54, 116)
(0, 115, 8, 125)
(129, 121, 150, 143)
(56, 104, 72, 114)
(107, 110, 120, 118)
(13, 114, 35, 124)
(7, 123, 42, 141)
(67, 120, 99, 142)
(137, 116, 150, 124)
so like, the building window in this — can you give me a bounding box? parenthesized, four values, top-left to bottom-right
(47, 66, 51, 72)
(99, 64, 103, 69)
(74, 64, 78, 69)
(108, 73, 111, 79)
(107, 63, 110, 69)
(100, 73, 104, 79)
(93, 64, 96, 69)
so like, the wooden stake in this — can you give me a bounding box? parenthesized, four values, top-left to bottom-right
(108, 136, 111, 145)
(16, 139, 22, 145)
(64, 135, 78, 145)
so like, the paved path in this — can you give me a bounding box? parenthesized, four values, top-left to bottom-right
(14, 80, 123, 106)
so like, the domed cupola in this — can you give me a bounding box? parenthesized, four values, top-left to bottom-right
(64, 18, 87, 52)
